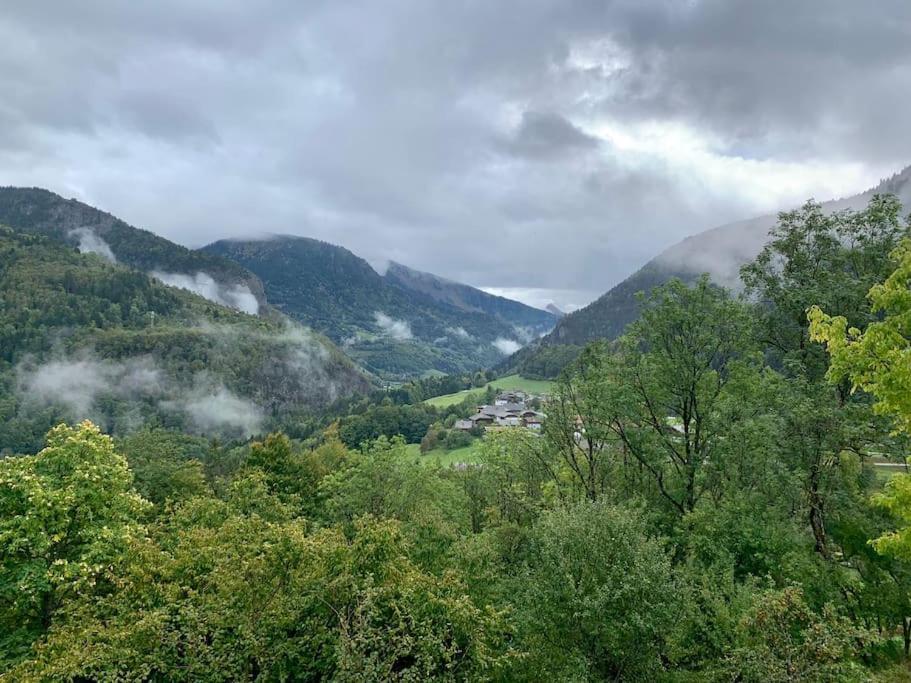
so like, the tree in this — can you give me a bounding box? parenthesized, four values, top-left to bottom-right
(726, 587, 866, 683)
(745, 195, 909, 556)
(318, 436, 469, 568)
(516, 500, 678, 680)
(117, 428, 210, 507)
(9, 513, 515, 681)
(809, 236, 911, 564)
(0, 421, 149, 665)
(549, 277, 756, 513)
(744, 195, 908, 380)
(810, 235, 911, 434)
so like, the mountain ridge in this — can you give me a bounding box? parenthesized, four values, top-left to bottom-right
(383, 260, 555, 330)
(510, 165, 911, 373)
(0, 187, 270, 314)
(204, 235, 556, 378)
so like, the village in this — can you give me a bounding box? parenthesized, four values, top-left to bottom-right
(454, 390, 547, 432)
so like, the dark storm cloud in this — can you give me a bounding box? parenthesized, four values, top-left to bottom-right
(504, 111, 600, 160)
(0, 1, 906, 310)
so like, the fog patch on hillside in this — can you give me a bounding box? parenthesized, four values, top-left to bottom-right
(14, 318, 364, 438)
(513, 326, 543, 344)
(374, 312, 412, 340)
(16, 352, 262, 438)
(493, 338, 522, 355)
(447, 326, 472, 340)
(17, 354, 165, 420)
(151, 270, 260, 314)
(161, 377, 262, 436)
(69, 227, 117, 263)
(191, 319, 363, 407)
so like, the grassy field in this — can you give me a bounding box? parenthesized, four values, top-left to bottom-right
(424, 373, 555, 407)
(404, 441, 482, 466)
(873, 462, 910, 483)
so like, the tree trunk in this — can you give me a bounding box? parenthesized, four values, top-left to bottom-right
(807, 468, 829, 559)
(903, 616, 910, 657)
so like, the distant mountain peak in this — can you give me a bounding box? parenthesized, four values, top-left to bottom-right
(545, 303, 564, 317)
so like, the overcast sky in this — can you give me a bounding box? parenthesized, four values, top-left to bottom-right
(1, 1, 909, 310)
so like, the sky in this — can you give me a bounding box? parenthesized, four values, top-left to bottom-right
(1, 1, 909, 312)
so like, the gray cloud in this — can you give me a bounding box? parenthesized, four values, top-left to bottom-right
(15, 318, 354, 436)
(0, 1, 907, 307)
(160, 377, 263, 437)
(446, 326, 472, 340)
(17, 354, 165, 420)
(503, 111, 600, 160)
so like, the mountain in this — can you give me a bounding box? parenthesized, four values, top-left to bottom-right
(545, 303, 565, 318)
(0, 187, 268, 314)
(384, 261, 555, 333)
(204, 236, 557, 378)
(0, 225, 369, 453)
(511, 166, 911, 376)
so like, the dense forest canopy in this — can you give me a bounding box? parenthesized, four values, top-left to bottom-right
(4, 196, 911, 680)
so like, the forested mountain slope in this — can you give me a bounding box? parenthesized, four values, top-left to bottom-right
(0, 227, 369, 452)
(511, 166, 911, 376)
(0, 187, 268, 313)
(384, 261, 555, 333)
(205, 236, 555, 378)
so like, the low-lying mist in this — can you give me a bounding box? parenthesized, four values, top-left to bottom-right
(151, 270, 260, 315)
(69, 227, 117, 263)
(14, 320, 365, 439)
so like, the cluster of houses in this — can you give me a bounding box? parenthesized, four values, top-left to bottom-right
(454, 390, 546, 431)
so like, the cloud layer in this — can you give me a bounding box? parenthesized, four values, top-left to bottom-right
(0, 2, 907, 308)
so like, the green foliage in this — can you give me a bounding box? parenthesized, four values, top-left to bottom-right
(726, 587, 867, 682)
(0, 422, 150, 666)
(7, 192, 911, 680)
(513, 343, 582, 379)
(338, 402, 438, 447)
(871, 476, 911, 561)
(516, 500, 679, 680)
(546, 277, 757, 511)
(747, 195, 908, 379)
(0, 186, 264, 302)
(9, 514, 515, 681)
(810, 235, 911, 433)
(807, 223, 911, 564)
(117, 428, 211, 507)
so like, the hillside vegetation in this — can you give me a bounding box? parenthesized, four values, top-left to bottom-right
(205, 236, 556, 378)
(7, 195, 911, 680)
(0, 187, 267, 308)
(0, 226, 368, 452)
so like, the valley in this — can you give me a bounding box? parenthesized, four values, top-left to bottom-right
(6, 5, 911, 680)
